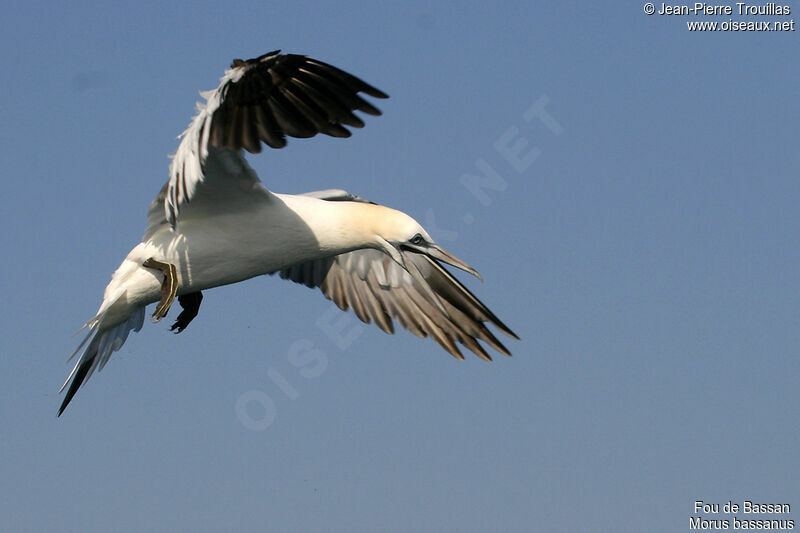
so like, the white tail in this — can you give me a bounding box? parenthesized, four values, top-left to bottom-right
(58, 301, 146, 416)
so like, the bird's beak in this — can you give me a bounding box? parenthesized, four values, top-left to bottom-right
(406, 243, 483, 281)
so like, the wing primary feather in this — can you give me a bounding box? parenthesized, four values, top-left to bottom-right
(290, 76, 365, 128)
(402, 288, 465, 360)
(423, 256, 519, 340)
(239, 106, 262, 154)
(375, 289, 423, 337)
(353, 274, 393, 333)
(283, 86, 352, 138)
(296, 68, 381, 117)
(281, 86, 350, 138)
(253, 104, 286, 148)
(406, 255, 449, 318)
(227, 107, 244, 150)
(303, 58, 389, 99)
(344, 272, 370, 323)
(323, 269, 348, 312)
(267, 92, 316, 138)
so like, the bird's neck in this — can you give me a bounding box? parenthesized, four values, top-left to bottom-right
(278, 195, 392, 256)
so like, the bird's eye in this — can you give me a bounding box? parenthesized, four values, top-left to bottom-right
(410, 234, 424, 245)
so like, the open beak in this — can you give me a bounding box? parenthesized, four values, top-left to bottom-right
(404, 243, 483, 281)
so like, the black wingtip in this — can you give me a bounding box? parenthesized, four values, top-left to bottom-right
(502, 324, 520, 341)
(365, 87, 389, 99)
(57, 358, 93, 417)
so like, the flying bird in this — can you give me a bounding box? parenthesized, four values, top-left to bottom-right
(59, 50, 518, 416)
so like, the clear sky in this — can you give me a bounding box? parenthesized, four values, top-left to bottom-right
(1, 1, 798, 532)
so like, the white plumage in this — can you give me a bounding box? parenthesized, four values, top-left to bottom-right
(59, 50, 517, 416)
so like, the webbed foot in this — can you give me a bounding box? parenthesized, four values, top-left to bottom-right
(143, 258, 178, 323)
(170, 291, 203, 333)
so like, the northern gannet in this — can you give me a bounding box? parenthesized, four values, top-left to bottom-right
(59, 50, 519, 416)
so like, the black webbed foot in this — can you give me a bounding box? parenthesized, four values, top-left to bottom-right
(170, 291, 203, 333)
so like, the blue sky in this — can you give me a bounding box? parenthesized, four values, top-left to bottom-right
(1, 1, 798, 532)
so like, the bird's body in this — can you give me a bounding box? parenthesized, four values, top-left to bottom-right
(59, 50, 518, 415)
(100, 189, 411, 326)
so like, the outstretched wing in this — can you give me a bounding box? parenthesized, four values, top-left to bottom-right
(277, 192, 518, 361)
(279, 248, 517, 361)
(161, 50, 388, 230)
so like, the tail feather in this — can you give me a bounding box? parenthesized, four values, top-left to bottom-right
(58, 306, 145, 416)
(62, 328, 95, 376)
(58, 356, 94, 417)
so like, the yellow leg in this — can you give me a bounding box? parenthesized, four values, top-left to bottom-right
(143, 258, 178, 323)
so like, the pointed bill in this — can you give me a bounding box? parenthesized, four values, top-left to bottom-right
(423, 245, 483, 281)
